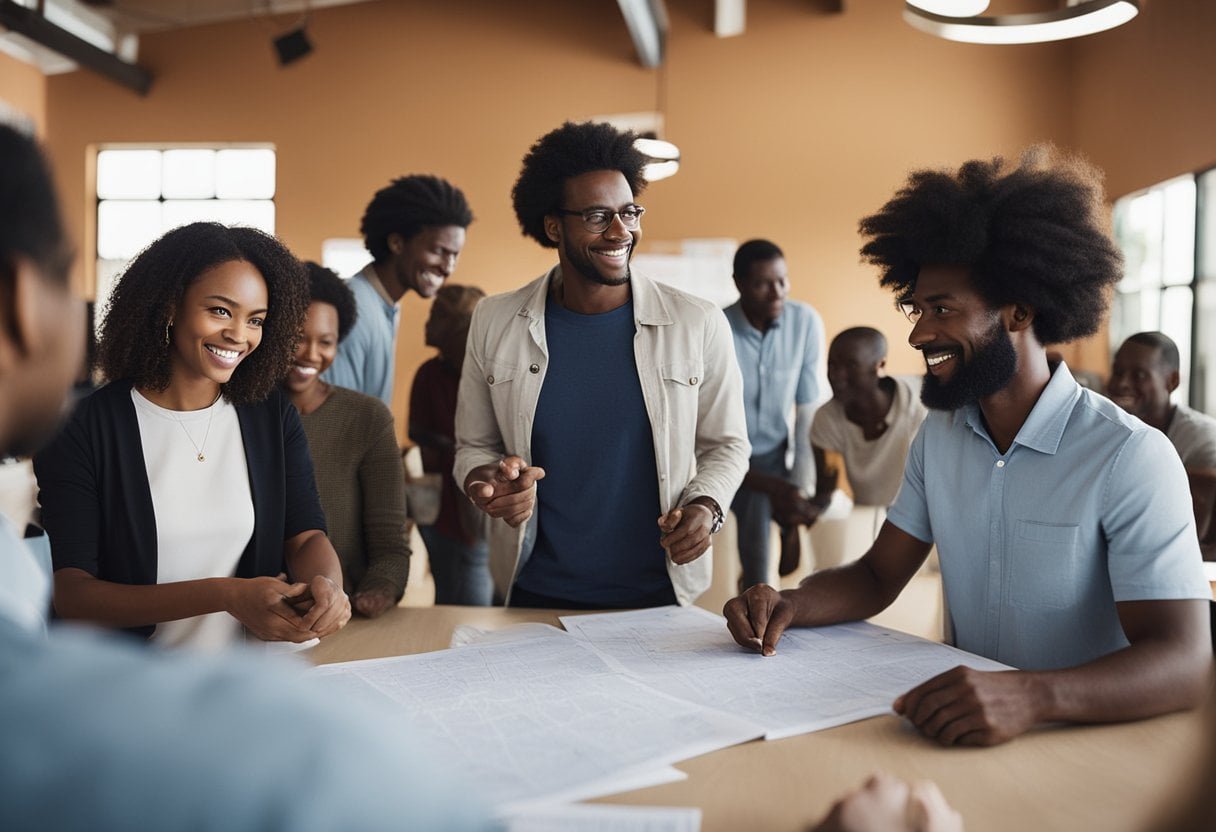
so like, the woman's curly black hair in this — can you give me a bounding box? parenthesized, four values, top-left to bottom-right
(97, 222, 308, 404)
(858, 145, 1124, 345)
(511, 121, 648, 248)
(360, 175, 473, 263)
(303, 261, 357, 343)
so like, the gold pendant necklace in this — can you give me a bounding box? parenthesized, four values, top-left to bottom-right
(172, 394, 220, 462)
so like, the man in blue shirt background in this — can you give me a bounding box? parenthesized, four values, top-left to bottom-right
(0, 124, 490, 832)
(325, 174, 473, 405)
(725, 147, 1212, 747)
(724, 239, 824, 589)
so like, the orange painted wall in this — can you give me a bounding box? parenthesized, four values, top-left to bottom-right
(0, 50, 46, 133)
(42, 0, 1177, 429)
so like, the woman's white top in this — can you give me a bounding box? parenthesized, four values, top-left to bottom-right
(131, 389, 253, 651)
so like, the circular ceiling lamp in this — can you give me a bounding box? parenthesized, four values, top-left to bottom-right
(635, 137, 681, 182)
(903, 0, 1140, 45)
(906, 0, 990, 16)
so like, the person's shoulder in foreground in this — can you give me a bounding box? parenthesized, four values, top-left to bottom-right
(0, 616, 493, 832)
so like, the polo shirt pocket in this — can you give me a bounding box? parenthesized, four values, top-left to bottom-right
(1011, 520, 1081, 610)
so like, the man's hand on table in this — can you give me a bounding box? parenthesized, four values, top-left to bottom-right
(723, 583, 796, 656)
(465, 455, 546, 528)
(894, 666, 1045, 747)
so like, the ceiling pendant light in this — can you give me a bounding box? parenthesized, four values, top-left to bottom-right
(635, 137, 680, 182)
(903, 0, 1140, 45)
(906, 0, 990, 16)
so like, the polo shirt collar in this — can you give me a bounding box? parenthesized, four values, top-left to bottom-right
(723, 301, 781, 337)
(960, 361, 1080, 455)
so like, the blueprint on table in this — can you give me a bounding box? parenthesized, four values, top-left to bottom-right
(560, 605, 1010, 740)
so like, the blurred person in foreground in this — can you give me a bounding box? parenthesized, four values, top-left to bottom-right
(0, 123, 491, 830)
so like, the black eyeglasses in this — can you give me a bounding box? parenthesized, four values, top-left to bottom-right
(555, 204, 645, 234)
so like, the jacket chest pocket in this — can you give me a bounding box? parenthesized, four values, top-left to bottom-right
(483, 360, 521, 422)
(660, 360, 704, 433)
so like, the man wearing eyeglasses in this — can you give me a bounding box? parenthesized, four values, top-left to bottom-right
(454, 121, 749, 609)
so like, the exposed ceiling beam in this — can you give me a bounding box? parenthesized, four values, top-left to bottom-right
(616, 0, 667, 68)
(0, 0, 151, 94)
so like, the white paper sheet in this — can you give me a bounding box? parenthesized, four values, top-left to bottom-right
(311, 631, 762, 810)
(499, 802, 701, 832)
(561, 606, 1010, 740)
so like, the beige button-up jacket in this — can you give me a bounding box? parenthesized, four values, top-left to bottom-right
(453, 267, 750, 605)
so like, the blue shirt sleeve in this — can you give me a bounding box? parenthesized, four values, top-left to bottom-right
(1102, 428, 1210, 601)
(794, 305, 823, 407)
(885, 420, 934, 544)
(0, 620, 495, 832)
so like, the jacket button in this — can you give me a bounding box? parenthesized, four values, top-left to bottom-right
(689, 377, 699, 385)
(487, 375, 495, 384)
(529, 364, 540, 374)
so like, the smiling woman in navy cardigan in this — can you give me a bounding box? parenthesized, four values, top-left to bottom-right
(34, 222, 350, 650)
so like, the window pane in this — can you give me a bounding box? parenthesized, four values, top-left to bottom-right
(162, 149, 216, 199)
(162, 200, 275, 235)
(215, 149, 275, 199)
(97, 200, 162, 260)
(96, 150, 161, 199)
(93, 258, 131, 331)
(1114, 189, 1163, 292)
(1199, 169, 1216, 281)
(1162, 177, 1196, 286)
(1194, 281, 1216, 412)
(1160, 286, 1193, 405)
(321, 238, 368, 279)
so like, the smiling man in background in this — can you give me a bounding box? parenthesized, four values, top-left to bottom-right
(725, 147, 1212, 747)
(325, 174, 473, 404)
(1108, 331, 1216, 470)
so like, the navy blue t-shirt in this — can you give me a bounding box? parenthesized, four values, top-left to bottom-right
(515, 298, 672, 607)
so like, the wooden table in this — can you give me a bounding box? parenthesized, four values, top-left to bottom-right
(309, 606, 1206, 832)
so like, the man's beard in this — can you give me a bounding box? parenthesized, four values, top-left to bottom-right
(561, 238, 631, 287)
(921, 322, 1018, 411)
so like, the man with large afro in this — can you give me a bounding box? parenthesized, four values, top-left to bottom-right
(726, 146, 1211, 746)
(453, 121, 750, 609)
(325, 173, 472, 405)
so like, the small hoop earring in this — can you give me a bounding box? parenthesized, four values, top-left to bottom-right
(164, 321, 173, 346)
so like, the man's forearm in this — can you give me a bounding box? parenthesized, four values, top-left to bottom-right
(1030, 614, 1212, 725)
(785, 559, 902, 628)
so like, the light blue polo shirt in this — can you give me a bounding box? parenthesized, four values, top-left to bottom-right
(887, 363, 1210, 671)
(724, 299, 822, 456)
(323, 265, 400, 405)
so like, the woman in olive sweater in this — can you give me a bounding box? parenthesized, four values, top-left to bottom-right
(285, 263, 409, 617)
